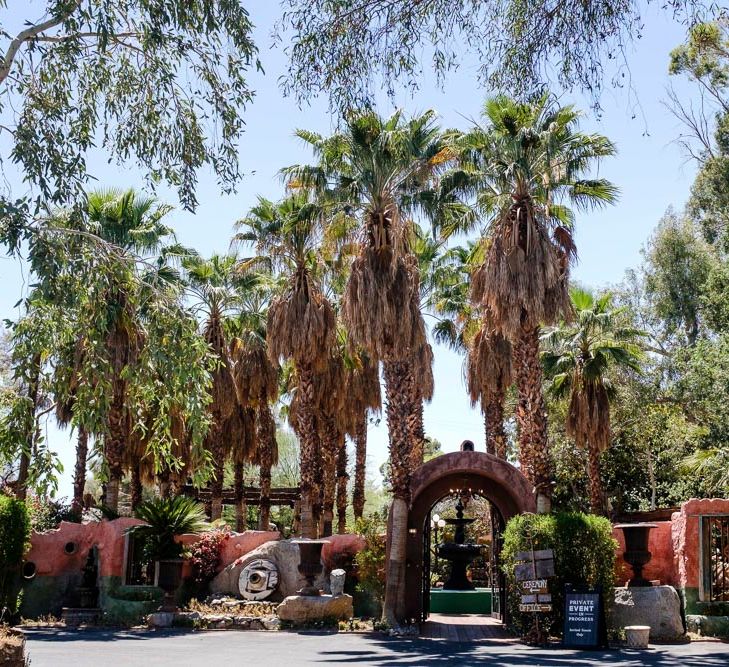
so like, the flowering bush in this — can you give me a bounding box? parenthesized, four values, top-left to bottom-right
(189, 528, 230, 584)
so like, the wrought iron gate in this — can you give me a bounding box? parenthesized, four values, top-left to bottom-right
(422, 515, 431, 621)
(701, 515, 729, 602)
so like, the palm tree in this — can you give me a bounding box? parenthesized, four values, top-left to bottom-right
(285, 109, 454, 626)
(542, 288, 643, 514)
(82, 189, 177, 512)
(183, 253, 250, 520)
(451, 96, 618, 507)
(236, 192, 335, 538)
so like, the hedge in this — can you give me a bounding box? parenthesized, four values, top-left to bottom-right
(501, 512, 617, 638)
(0, 494, 31, 622)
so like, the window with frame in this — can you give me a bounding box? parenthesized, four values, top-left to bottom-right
(700, 515, 729, 602)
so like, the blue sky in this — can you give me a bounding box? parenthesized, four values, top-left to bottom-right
(1, 4, 700, 498)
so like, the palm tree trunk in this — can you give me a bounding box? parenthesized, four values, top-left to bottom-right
(382, 359, 413, 627)
(352, 415, 367, 521)
(130, 463, 143, 511)
(257, 404, 276, 531)
(514, 327, 552, 512)
(407, 370, 426, 468)
(320, 416, 338, 538)
(104, 390, 127, 513)
(72, 428, 89, 516)
(484, 389, 507, 459)
(235, 461, 247, 532)
(158, 470, 171, 499)
(15, 354, 41, 501)
(297, 365, 320, 538)
(336, 436, 348, 534)
(588, 444, 606, 515)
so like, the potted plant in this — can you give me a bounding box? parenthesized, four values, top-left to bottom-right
(126, 496, 207, 610)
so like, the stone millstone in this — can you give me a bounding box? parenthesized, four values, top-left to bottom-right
(276, 594, 353, 624)
(610, 585, 684, 641)
(211, 540, 327, 601)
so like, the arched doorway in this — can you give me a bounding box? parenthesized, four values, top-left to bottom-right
(403, 450, 536, 623)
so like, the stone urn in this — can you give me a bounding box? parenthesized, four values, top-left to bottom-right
(292, 539, 329, 596)
(157, 558, 184, 611)
(615, 523, 657, 587)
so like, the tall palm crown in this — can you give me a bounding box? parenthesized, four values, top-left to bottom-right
(542, 288, 644, 513)
(457, 95, 618, 337)
(236, 192, 335, 537)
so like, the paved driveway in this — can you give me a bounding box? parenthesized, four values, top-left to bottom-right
(23, 629, 729, 666)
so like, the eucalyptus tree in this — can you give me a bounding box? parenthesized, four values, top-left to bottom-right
(543, 288, 644, 514)
(1, 1, 258, 258)
(450, 96, 617, 508)
(236, 192, 335, 538)
(284, 109, 459, 625)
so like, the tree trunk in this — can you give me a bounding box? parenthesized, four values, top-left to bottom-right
(210, 452, 225, 522)
(130, 463, 143, 511)
(319, 416, 338, 538)
(336, 436, 348, 534)
(72, 428, 89, 517)
(15, 354, 41, 500)
(235, 461, 247, 532)
(297, 365, 320, 538)
(514, 327, 552, 510)
(484, 389, 508, 459)
(406, 370, 426, 468)
(257, 404, 275, 531)
(588, 444, 606, 515)
(104, 388, 127, 513)
(352, 415, 367, 521)
(381, 360, 413, 628)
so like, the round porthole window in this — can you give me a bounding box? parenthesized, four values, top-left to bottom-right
(22, 561, 37, 580)
(64, 541, 78, 555)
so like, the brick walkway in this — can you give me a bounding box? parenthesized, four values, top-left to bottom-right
(420, 613, 514, 642)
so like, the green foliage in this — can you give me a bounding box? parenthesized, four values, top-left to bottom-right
(0, 494, 31, 622)
(1, 1, 259, 253)
(278, 0, 700, 111)
(25, 495, 78, 532)
(126, 496, 208, 562)
(353, 514, 387, 605)
(501, 512, 616, 638)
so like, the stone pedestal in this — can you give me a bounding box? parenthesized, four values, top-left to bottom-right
(276, 594, 353, 624)
(611, 585, 684, 641)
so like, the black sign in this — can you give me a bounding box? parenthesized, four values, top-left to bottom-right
(563, 585, 606, 649)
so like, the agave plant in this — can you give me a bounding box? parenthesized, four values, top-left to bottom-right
(126, 496, 208, 562)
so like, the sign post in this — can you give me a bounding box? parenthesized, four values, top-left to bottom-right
(562, 584, 607, 649)
(514, 547, 554, 643)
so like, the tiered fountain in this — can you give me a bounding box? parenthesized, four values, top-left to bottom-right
(438, 497, 482, 590)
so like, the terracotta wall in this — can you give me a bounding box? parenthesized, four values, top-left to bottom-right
(612, 498, 729, 589)
(612, 520, 675, 586)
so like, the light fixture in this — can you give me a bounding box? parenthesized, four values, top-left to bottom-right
(432, 513, 440, 523)
(438, 519, 446, 529)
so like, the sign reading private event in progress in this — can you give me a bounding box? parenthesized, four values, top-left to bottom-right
(563, 586, 604, 648)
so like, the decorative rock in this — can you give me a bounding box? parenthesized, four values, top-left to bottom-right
(276, 594, 353, 623)
(611, 585, 684, 641)
(212, 540, 326, 600)
(686, 614, 729, 638)
(147, 612, 175, 628)
(330, 569, 346, 597)
(624, 625, 650, 648)
(262, 617, 281, 631)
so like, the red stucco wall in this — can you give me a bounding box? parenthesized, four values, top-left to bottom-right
(612, 520, 675, 586)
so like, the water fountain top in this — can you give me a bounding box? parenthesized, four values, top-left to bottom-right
(437, 496, 482, 591)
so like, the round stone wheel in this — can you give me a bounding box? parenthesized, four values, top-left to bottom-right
(238, 558, 279, 600)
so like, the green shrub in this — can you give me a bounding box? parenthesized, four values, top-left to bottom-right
(353, 514, 386, 612)
(0, 494, 31, 622)
(501, 512, 617, 638)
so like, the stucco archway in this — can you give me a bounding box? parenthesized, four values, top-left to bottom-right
(401, 450, 537, 622)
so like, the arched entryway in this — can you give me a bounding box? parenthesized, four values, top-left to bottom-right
(403, 450, 536, 623)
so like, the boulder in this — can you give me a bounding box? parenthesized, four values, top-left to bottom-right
(611, 585, 684, 641)
(330, 569, 346, 597)
(211, 539, 327, 601)
(276, 594, 353, 623)
(147, 612, 175, 628)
